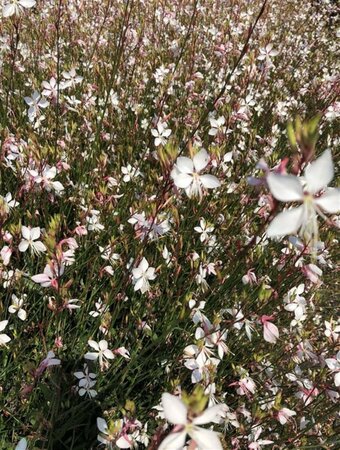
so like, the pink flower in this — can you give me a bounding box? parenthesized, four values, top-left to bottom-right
(31, 262, 64, 289)
(261, 315, 279, 344)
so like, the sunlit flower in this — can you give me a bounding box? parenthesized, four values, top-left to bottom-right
(171, 149, 220, 198)
(3, 0, 36, 18)
(0, 320, 11, 346)
(132, 257, 156, 293)
(267, 150, 340, 244)
(19, 226, 46, 254)
(151, 121, 171, 147)
(159, 393, 226, 450)
(8, 294, 27, 320)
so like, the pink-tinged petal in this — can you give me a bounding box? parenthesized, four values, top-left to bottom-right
(189, 427, 223, 450)
(22, 226, 31, 240)
(88, 340, 100, 351)
(159, 431, 187, 450)
(193, 149, 209, 172)
(267, 173, 303, 202)
(304, 149, 334, 194)
(18, 240, 29, 252)
(263, 322, 279, 344)
(267, 206, 304, 238)
(31, 274, 51, 285)
(161, 393, 188, 425)
(30, 227, 41, 240)
(193, 404, 227, 425)
(174, 173, 193, 188)
(314, 188, 340, 214)
(176, 157, 194, 174)
(200, 174, 221, 189)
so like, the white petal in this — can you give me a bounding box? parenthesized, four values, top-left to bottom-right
(18, 240, 29, 252)
(18, 309, 27, 321)
(103, 349, 115, 360)
(174, 173, 193, 189)
(176, 157, 194, 174)
(98, 340, 108, 351)
(3, 4, 16, 17)
(33, 241, 47, 253)
(22, 226, 31, 240)
(96, 417, 108, 434)
(314, 188, 340, 214)
(267, 206, 304, 238)
(193, 404, 226, 425)
(0, 320, 8, 332)
(304, 149, 334, 194)
(30, 227, 41, 240)
(267, 173, 303, 202)
(200, 174, 220, 189)
(134, 278, 144, 292)
(139, 257, 149, 272)
(335, 372, 340, 387)
(84, 352, 98, 360)
(88, 340, 100, 351)
(189, 427, 223, 450)
(161, 393, 188, 425)
(19, 0, 36, 7)
(193, 149, 209, 172)
(0, 334, 11, 345)
(159, 431, 187, 450)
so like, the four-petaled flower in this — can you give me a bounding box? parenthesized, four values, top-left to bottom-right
(159, 393, 226, 450)
(0, 320, 11, 346)
(132, 257, 156, 294)
(151, 121, 172, 147)
(24, 91, 49, 122)
(19, 226, 46, 254)
(85, 339, 115, 370)
(171, 149, 220, 198)
(267, 150, 340, 244)
(8, 294, 27, 321)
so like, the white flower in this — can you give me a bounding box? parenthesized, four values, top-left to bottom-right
(132, 257, 156, 293)
(30, 166, 64, 193)
(257, 44, 279, 61)
(171, 149, 220, 198)
(85, 339, 115, 369)
(24, 91, 49, 122)
(267, 150, 340, 243)
(159, 393, 226, 450)
(208, 116, 226, 136)
(194, 218, 214, 242)
(8, 294, 27, 320)
(3, 0, 36, 18)
(121, 164, 141, 182)
(19, 226, 46, 254)
(151, 121, 171, 147)
(61, 68, 83, 89)
(0, 192, 19, 212)
(0, 320, 11, 346)
(74, 364, 97, 398)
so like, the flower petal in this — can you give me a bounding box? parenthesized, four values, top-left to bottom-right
(193, 149, 209, 172)
(267, 173, 303, 202)
(174, 173, 193, 189)
(267, 206, 304, 238)
(159, 431, 187, 450)
(193, 404, 227, 425)
(304, 149, 334, 194)
(189, 427, 223, 450)
(176, 157, 194, 174)
(161, 393, 188, 425)
(314, 188, 340, 214)
(200, 174, 220, 189)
